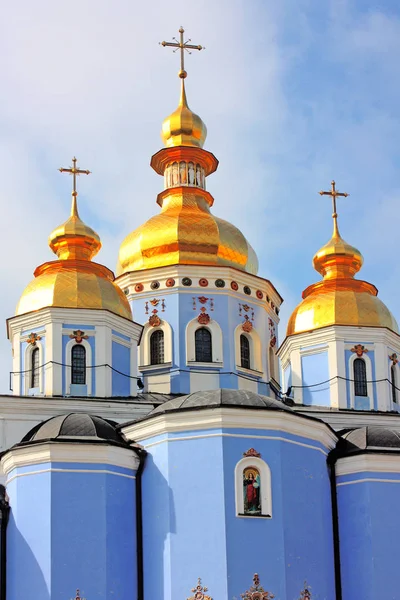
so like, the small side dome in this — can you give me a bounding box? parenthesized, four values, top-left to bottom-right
(161, 80, 207, 148)
(341, 426, 400, 453)
(19, 413, 128, 447)
(147, 388, 293, 419)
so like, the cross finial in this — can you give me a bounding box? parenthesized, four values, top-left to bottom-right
(160, 27, 204, 79)
(59, 157, 91, 217)
(319, 180, 349, 232)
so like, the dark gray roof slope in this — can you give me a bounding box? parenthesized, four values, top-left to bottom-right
(341, 426, 400, 452)
(20, 413, 127, 447)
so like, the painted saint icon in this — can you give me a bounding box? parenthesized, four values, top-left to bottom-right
(243, 467, 261, 515)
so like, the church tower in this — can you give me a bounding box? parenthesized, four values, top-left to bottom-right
(7, 159, 142, 398)
(116, 29, 282, 396)
(278, 181, 400, 410)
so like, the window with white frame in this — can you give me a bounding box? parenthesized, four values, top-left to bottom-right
(353, 358, 367, 397)
(391, 364, 397, 404)
(235, 456, 272, 518)
(30, 347, 40, 388)
(71, 345, 86, 385)
(195, 327, 212, 363)
(240, 334, 251, 369)
(150, 330, 164, 365)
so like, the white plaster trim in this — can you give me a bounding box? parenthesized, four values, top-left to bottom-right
(65, 338, 93, 396)
(111, 335, 131, 348)
(300, 344, 329, 357)
(6, 467, 136, 485)
(122, 407, 338, 451)
(336, 453, 400, 476)
(349, 352, 373, 409)
(1, 442, 139, 476)
(186, 317, 223, 364)
(337, 477, 400, 487)
(234, 325, 263, 374)
(24, 340, 44, 395)
(139, 320, 172, 367)
(235, 456, 272, 517)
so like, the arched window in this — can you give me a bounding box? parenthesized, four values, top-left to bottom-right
(150, 330, 164, 365)
(195, 328, 212, 363)
(240, 335, 251, 369)
(71, 345, 86, 385)
(353, 358, 367, 397)
(391, 365, 397, 404)
(30, 347, 39, 388)
(269, 346, 275, 381)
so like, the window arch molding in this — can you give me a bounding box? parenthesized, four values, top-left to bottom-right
(349, 352, 373, 409)
(186, 317, 223, 365)
(234, 324, 263, 373)
(234, 456, 272, 518)
(139, 320, 172, 367)
(65, 337, 93, 395)
(24, 339, 44, 394)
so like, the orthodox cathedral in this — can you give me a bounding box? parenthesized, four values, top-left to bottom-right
(2, 28, 400, 600)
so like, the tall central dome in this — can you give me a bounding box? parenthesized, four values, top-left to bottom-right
(116, 70, 258, 276)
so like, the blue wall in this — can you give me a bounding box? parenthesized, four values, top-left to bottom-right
(301, 351, 330, 406)
(337, 469, 400, 600)
(140, 421, 335, 599)
(112, 341, 131, 396)
(7, 458, 137, 600)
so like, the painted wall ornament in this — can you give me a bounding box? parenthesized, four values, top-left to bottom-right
(198, 309, 211, 325)
(299, 583, 312, 599)
(198, 296, 208, 304)
(193, 296, 214, 312)
(389, 353, 398, 365)
(351, 344, 368, 356)
(241, 574, 274, 599)
(243, 448, 261, 458)
(187, 577, 212, 600)
(71, 591, 86, 600)
(69, 330, 88, 344)
(268, 318, 277, 348)
(149, 310, 161, 327)
(243, 467, 261, 515)
(25, 332, 41, 346)
(150, 298, 160, 306)
(242, 315, 253, 333)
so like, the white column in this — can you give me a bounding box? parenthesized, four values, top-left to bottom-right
(45, 322, 62, 396)
(375, 342, 389, 411)
(95, 326, 112, 397)
(291, 348, 303, 404)
(130, 342, 138, 397)
(12, 332, 21, 396)
(329, 340, 346, 408)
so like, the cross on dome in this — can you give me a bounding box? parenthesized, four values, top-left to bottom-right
(59, 157, 91, 198)
(319, 180, 349, 232)
(160, 26, 204, 79)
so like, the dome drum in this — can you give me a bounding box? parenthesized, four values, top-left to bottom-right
(151, 146, 218, 177)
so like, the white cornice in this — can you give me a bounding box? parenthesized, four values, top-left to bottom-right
(336, 453, 400, 476)
(1, 442, 140, 477)
(295, 407, 400, 431)
(122, 406, 338, 451)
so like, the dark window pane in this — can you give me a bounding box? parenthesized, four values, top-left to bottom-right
(240, 335, 250, 369)
(72, 345, 86, 385)
(195, 328, 212, 363)
(391, 365, 397, 404)
(31, 348, 40, 388)
(354, 358, 367, 397)
(150, 330, 164, 365)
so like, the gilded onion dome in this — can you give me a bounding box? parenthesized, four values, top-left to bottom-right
(17, 183, 132, 320)
(116, 79, 258, 276)
(287, 201, 398, 336)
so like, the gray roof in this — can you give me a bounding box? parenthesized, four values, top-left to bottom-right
(20, 413, 128, 447)
(147, 388, 292, 418)
(341, 426, 400, 452)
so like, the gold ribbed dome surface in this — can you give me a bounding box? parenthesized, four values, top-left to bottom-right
(17, 192, 132, 320)
(161, 80, 207, 148)
(287, 219, 398, 336)
(116, 188, 258, 275)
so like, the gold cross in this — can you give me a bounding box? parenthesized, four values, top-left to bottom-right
(319, 180, 349, 222)
(59, 157, 91, 197)
(160, 27, 204, 79)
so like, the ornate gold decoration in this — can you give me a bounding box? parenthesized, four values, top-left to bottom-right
(351, 344, 368, 357)
(242, 316, 253, 333)
(299, 583, 311, 599)
(69, 330, 88, 344)
(287, 180, 398, 336)
(25, 333, 41, 346)
(59, 157, 91, 199)
(319, 180, 349, 224)
(243, 448, 261, 458)
(17, 158, 131, 320)
(187, 578, 212, 600)
(390, 353, 398, 365)
(160, 26, 204, 81)
(241, 574, 275, 599)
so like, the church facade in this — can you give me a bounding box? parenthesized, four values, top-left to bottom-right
(1, 29, 400, 600)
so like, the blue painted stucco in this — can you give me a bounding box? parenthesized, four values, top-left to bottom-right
(112, 341, 131, 396)
(7, 460, 137, 600)
(301, 351, 330, 406)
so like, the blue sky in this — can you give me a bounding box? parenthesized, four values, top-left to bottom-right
(0, 0, 399, 393)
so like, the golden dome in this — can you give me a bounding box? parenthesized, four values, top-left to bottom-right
(17, 193, 132, 320)
(287, 218, 398, 336)
(161, 79, 207, 148)
(116, 187, 258, 275)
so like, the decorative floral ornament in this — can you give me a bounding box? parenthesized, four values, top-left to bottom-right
(268, 318, 277, 348)
(299, 582, 312, 599)
(198, 311, 211, 325)
(389, 353, 398, 366)
(242, 315, 253, 333)
(351, 344, 368, 357)
(241, 574, 275, 599)
(149, 310, 161, 327)
(243, 448, 261, 458)
(69, 330, 88, 344)
(72, 590, 86, 600)
(198, 296, 208, 304)
(150, 298, 160, 306)
(187, 577, 212, 600)
(25, 332, 41, 346)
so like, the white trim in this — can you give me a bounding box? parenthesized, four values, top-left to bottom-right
(336, 453, 400, 476)
(1, 442, 139, 476)
(65, 338, 93, 396)
(24, 340, 44, 395)
(235, 456, 272, 517)
(142, 431, 329, 456)
(349, 353, 373, 409)
(337, 477, 400, 487)
(6, 467, 136, 485)
(139, 320, 172, 367)
(186, 317, 223, 364)
(234, 325, 263, 374)
(122, 407, 338, 451)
